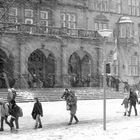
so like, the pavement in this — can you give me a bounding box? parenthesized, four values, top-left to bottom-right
(0, 99, 140, 140)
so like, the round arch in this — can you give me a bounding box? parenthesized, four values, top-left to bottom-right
(68, 50, 93, 87)
(28, 48, 56, 88)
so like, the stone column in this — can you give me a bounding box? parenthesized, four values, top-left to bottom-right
(16, 34, 30, 89)
(61, 45, 70, 87)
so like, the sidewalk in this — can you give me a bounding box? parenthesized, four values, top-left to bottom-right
(1, 99, 140, 140)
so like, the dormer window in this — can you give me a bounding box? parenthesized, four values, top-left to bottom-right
(117, 16, 134, 38)
(94, 14, 109, 30)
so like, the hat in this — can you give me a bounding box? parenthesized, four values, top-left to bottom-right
(8, 88, 12, 92)
(11, 88, 16, 92)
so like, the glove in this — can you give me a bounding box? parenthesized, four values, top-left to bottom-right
(41, 114, 43, 117)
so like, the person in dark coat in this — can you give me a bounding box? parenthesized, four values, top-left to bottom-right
(121, 93, 129, 116)
(67, 91, 79, 125)
(128, 88, 139, 116)
(61, 88, 71, 110)
(0, 99, 11, 131)
(31, 97, 43, 129)
(9, 100, 20, 131)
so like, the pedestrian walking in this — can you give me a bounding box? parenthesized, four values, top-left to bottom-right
(128, 88, 139, 116)
(0, 98, 11, 131)
(7, 88, 17, 103)
(67, 91, 79, 125)
(31, 97, 43, 129)
(61, 88, 71, 110)
(121, 92, 129, 116)
(9, 99, 22, 131)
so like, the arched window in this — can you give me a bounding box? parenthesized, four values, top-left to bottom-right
(28, 49, 55, 88)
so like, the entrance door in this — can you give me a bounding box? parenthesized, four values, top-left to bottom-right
(68, 52, 92, 87)
(28, 49, 55, 88)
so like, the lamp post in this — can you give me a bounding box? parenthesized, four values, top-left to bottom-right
(98, 29, 112, 130)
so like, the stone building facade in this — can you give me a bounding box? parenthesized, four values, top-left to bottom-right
(0, 0, 140, 89)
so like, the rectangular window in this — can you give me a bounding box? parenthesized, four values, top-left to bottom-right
(61, 13, 66, 21)
(40, 11, 49, 33)
(117, 0, 121, 13)
(71, 14, 76, 22)
(9, 8, 17, 16)
(8, 7, 17, 23)
(40, 11, 48, 19)
(8, 7, 18, 30)
(40, 11, 49, 26)
(40, 20, 48, 26)
(94, 22, 98, 30)
(25, 18, 33, 33)
(61, 12, 76, 29)
(8, 16, 17, 23)
(129, 66, 138, 76)
(128, 0, 140, 16)
(24, 9, 33, 33)
(25, 9, 33, 18)
(25, 18, 33, 24)
(129, 56, 139, 76)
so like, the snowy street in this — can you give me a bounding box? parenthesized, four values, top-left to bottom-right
(1, 99, 140, 140)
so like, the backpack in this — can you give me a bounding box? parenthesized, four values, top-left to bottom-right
(17, 106, 23, 117)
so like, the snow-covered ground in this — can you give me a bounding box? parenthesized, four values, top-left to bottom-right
(1, 99, 140, 140)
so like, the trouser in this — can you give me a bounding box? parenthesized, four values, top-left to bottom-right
(1, 116, 11, 129)
(35, 114, 42, 127)
(10, 117, 19, 129)
(69, 114, 79, 124)
(128, 103, 137, 116)
(125, 107, 128, 113)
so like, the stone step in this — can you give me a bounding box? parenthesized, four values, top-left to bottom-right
(0, 87, 124, 103)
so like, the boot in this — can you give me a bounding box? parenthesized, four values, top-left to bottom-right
(68, 115, 73, 125)
(74, 116, 79, 124)
(0, 128, 4, 131)
(135, 110, 138, 116)
(10, 127, 15, 132)
(0, 118, 4, 131)
(124, 112, 126, 116)
(38, 124, 42, 128)
(34, 125, 38, 129)
(128, 111, 130, 116)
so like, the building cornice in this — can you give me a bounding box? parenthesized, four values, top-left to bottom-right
(57, 2, 88, 10)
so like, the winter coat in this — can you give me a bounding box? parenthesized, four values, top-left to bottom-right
(122, 98, 129, 108)
(7, 91, 16, 103)
(0, 103, 9, 117)
(68, 95, 77, 115)
(61, 91, 70, 101)
(128, 91, 138, 104)
(32, 102, 43, 117)
(9, 104, 20, 118)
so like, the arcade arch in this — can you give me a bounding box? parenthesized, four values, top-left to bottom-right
(28, 49, 56, 88)
(68, 51, 92, 87)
